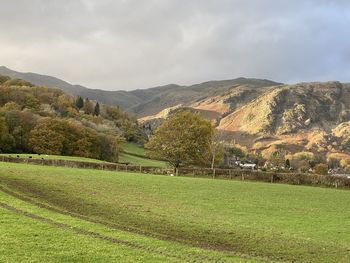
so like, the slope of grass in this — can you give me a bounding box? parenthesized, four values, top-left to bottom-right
(120, 142, 168, 167)
(121, 142, 146, 156)
(0, 150, 168, 168)
(0, 153, 106, 163)
(0, 162, 349, 262)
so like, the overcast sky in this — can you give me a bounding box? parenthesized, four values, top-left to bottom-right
(1, 0, 350, 90)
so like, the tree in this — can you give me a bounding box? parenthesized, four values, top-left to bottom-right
(327, 157, 340, 169)
(2, 102, 21, 111)
(315, 163, 328, 175)
(207, 130, 225, 169)
(94, 102, 100, 116)
(340, 159, 349, 169)
(285, 159, 290, 168)
(227, 145, 246, 159)
(83, 98, 94, 115)
(75, 96, 84, 110)
(5, 110, 37, 152)
(98, 134, 120, 162)
(0, 117, 15, 152)
(145, 111, 214, 168)
(29, 118, 66, 154)
(269, 151, 286, 168)
(55, 94, 74, 116)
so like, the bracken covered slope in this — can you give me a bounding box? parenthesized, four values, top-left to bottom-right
(143, 81, 350, 159)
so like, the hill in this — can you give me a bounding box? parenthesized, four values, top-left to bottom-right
(0, 66, 280, 116)
(130, 78, 280, 117)
(0, 75, 145, 162)
(0, 66, 142, 110)
(1, 66, 349, 164)
(142, 81, 350, 164)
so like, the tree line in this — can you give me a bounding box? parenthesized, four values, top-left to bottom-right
(0, 76, 145, 162)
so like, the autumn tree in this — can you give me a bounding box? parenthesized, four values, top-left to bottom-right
(269, 151, 286, 168)
(5, 110, 37, 152)
(314, 163, 328, 175)
(145, 111, 214, 168)
(0, 117, 15, 152)
(29, 118, 66, 154)
(83, 98, 94, 115)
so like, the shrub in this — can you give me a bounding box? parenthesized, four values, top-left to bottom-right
(315, 164, 328, 175)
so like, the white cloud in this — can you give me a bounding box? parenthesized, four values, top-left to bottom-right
(0, 0, 350, 90)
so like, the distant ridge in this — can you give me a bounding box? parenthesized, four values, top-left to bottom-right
(0, 66, 142, 110)
(0, 66, 281, 116)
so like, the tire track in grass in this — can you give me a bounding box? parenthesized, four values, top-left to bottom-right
(0, 184, 266, 263)
(0, 202, 224, 263)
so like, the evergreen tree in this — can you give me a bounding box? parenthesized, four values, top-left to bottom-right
(285, 159, 290, 168)
(75, 96, 84, 110)
(94, 102, 100, 116)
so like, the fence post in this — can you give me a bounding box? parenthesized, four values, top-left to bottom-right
(139, 165, 142, 173)
(241, 173, 244, 181)
(175, 168, 178, 176)
(212, 169, 216, 179)
(271, 174, 274, 183)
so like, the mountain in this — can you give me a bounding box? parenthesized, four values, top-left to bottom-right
(0, 66, 280, 116)
(141, 81, 350, 162)
(1, 66, 348, 162)
(0, 66, 142, 110)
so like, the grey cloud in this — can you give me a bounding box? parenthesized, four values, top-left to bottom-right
(0, 0, 349, 90)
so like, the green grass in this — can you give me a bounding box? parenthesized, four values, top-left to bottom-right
(119, 152, 169, 168)
(0, 148, 168, 168)
(121, 142, 146, 156)
(120, 142, 168, 167)
(0, 188, 243, 262)
(0, 153, 106, 163)
(0, 162, 349, 262)
(0, 206, 173, 262)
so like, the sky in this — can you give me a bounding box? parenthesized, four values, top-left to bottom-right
(1, 0, 350, 91)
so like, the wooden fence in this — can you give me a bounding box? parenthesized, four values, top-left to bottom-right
(0, 156, 349, 189)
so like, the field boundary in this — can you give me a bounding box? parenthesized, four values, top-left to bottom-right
(0, 155, 349, 189)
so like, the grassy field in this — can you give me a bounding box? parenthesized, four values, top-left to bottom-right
(121, 142, 146, 156)
(0, 143, 168, 168)
(0, 189, 241, 262)
(120, 142, 168, 168)
(0, 162, 349, 262)
(0, 153, 107, 163)
(119, 152, 168, 168)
